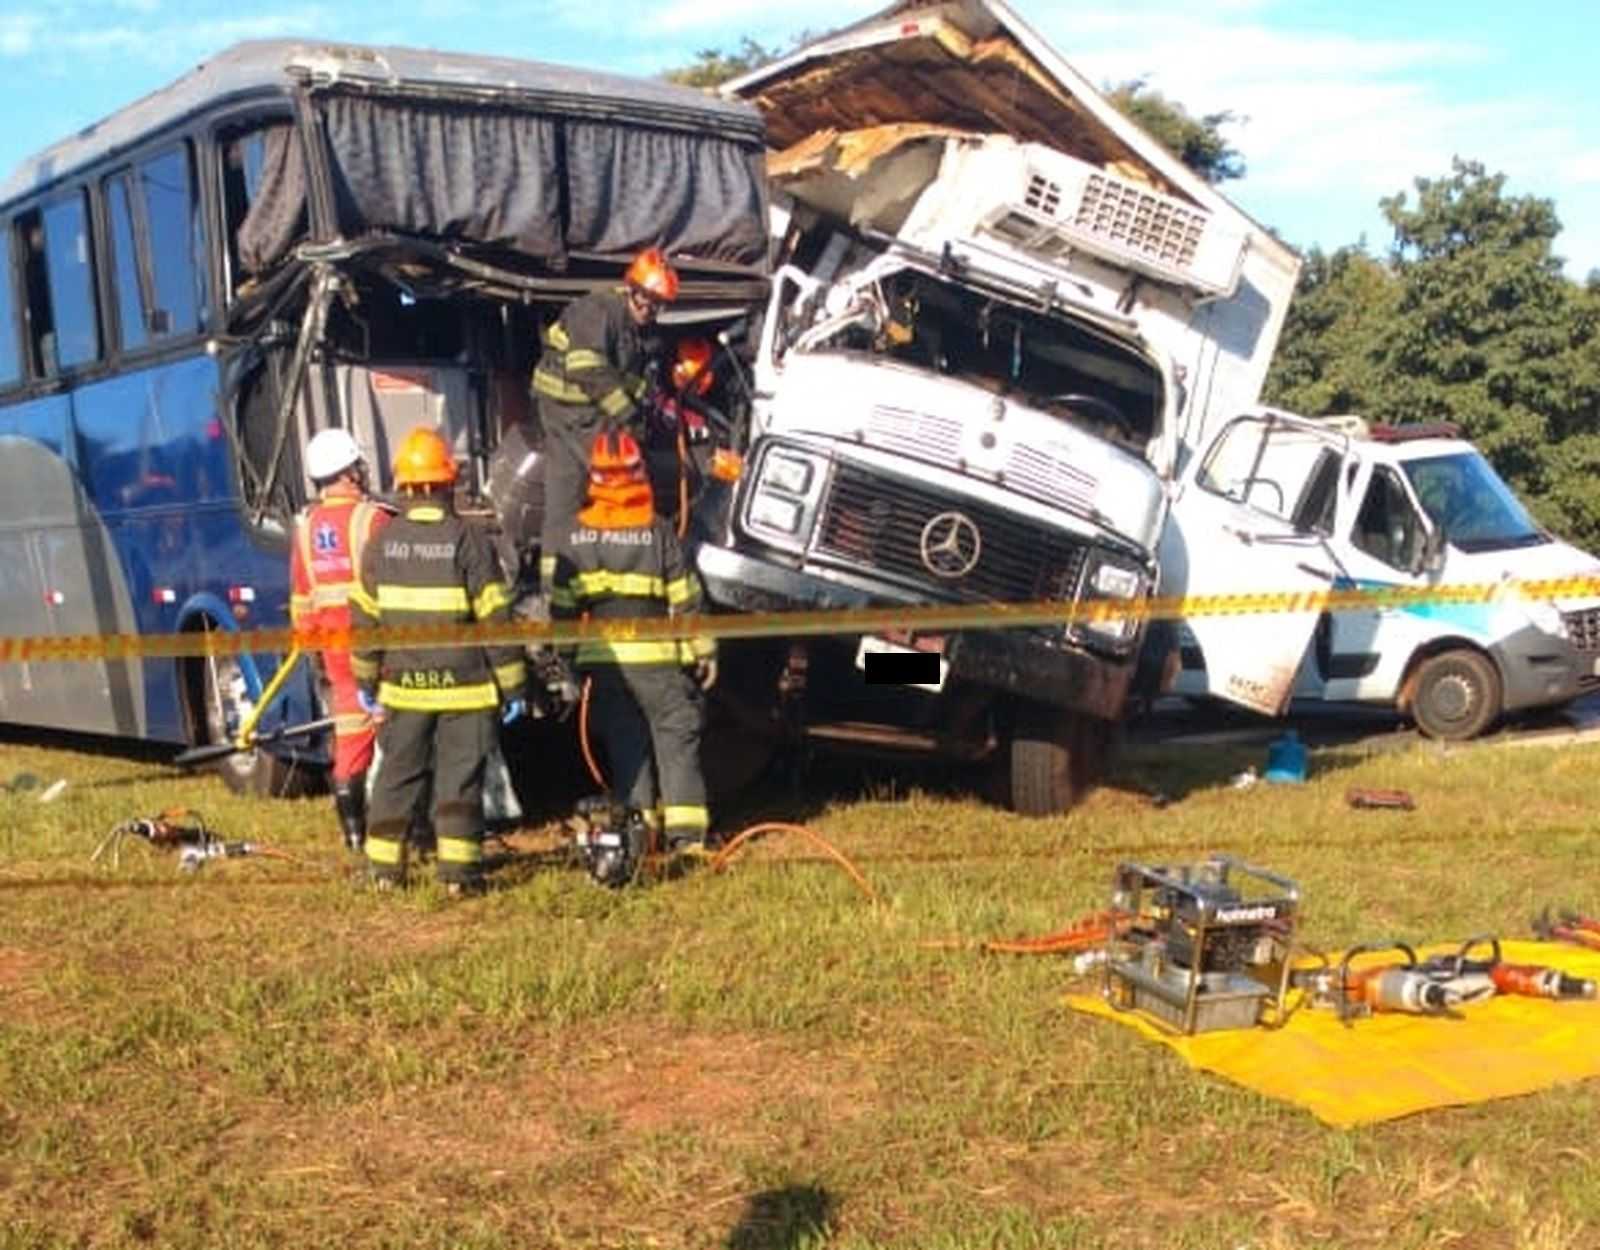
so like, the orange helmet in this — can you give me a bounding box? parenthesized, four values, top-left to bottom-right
(671, 337, 715, 397)
(393, 426, 458, 487)
(624, 247, 679, 303)
(588, 430, 647, 488)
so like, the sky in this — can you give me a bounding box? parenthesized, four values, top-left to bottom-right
(2, 0, 1598, 280)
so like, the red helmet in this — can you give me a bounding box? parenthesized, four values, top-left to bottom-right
(624, 247, 680, 303)
(672, 337, 715, 397)
(588, 430, 647, 488)
(393, 426, 458, 487)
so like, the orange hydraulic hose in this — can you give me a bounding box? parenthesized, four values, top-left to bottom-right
(577, 675, 606, 789)
(675, 416, 690, 540)
(709, 821, 879, 904)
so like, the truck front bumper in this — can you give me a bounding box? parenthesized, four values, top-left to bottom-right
(696, 544, 1134, 720)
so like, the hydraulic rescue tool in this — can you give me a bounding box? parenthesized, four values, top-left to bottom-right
(1101, 855, 1300, 1035)
(1294, 934, 1597, 1025)
(90, 808, 295, 873)
(569, 796, 651, 889)
(1532, 907, 1600, 950)
(173, 647, 332, 769)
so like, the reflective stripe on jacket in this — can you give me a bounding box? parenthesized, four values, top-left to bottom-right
(350, 501, 526, 711)
(530, 289, 648, 425)
(549, 515, 715, 668)
(289, 485, 392, 632)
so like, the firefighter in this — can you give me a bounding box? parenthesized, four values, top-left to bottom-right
(550, 430, 716, 855)
(350, 426, 527, 894)
(531, 246, 680, 591)
(290, 427, 393, 852)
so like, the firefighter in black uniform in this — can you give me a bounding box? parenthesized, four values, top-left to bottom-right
(550, 430, 716, 854)
(531, 247, 680, 591)
(350, 425, 527, 893)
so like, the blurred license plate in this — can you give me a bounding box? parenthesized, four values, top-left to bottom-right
(855, 635, 948, 692)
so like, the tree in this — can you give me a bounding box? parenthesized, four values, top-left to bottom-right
(1104, 79, 1246, 185)
(661, 37, 787, 89)
(1266, 157, 1600, 549)
(1263, 244, 1400, 417)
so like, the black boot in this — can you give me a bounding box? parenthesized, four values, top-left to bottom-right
(333, 778, 367, 853)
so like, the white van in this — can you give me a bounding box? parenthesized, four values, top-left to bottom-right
(1163, 409, 1600, 739)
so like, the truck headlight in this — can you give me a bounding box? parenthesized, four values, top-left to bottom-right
(749, 493, 802, 535)
(1092, 562, 1143, 600)
(1077, 556, 1148, 648)
(743, 445, 827, 549)
(761, 452, 814, 496)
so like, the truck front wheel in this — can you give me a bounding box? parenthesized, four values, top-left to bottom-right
(1006, 705, 1113, 816)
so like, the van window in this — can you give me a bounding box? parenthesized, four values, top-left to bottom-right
(1352, 467, 1425, 571)
(0, 241, 19, 387)
(40, 193, 99, 370)
(1289, 447, 1341, 535)
(1197, 416, 1334, 525)
(105, 174, 148, 351)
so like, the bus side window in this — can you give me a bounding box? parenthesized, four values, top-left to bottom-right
(38, 193, 100, 371)
(105, 174, 149, 352)
(0, 235, 20, 387)
(137, 146, 205, 336)
(16, 209, 55, 377)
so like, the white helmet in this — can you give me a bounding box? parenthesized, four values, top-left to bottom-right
(305, 428, 364, 483)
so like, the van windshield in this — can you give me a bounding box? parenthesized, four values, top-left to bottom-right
(1403, 451, 1547, 553)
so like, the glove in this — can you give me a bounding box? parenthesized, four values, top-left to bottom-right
(693, 658, 718, 691)
(500, 697, 528, 726)
(357, 688, 384, 719)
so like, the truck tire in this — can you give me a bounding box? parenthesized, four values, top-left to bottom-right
(1007, 706, 1111, 815)
(1410, 647, 1501, 742)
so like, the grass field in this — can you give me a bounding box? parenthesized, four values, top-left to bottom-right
(2, 721, 1599, 1249)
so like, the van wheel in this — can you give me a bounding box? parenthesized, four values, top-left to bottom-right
(195, 654, 312, 798)
(1410, 648, 1501, 741)
(1006, 706, 1111, 815)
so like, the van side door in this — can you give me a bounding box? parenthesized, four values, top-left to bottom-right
(1163, 412, 1350, 717)
(1321, 462, 1439, 702)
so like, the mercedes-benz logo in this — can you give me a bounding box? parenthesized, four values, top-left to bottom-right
(919, 511, 982, 579)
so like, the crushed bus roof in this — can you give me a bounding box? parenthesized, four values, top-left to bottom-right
(0, 38, 766, 210)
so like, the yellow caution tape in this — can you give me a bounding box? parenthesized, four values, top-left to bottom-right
(1, 575, 1597, 663)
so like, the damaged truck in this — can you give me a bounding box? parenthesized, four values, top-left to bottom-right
(691, 0, 1302, 811)
(0, 1, 1301, 814)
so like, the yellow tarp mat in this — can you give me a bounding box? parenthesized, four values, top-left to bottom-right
(1065, 940, 1600, 1128)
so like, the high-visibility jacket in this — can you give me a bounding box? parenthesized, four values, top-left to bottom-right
(349, 500, 526, 712)
(289, 482, 392, 636)
(549, 508, 716, 669)
(531, 289, 649, 427)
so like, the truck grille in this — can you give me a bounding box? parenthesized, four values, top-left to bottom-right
(814, 461, 1089, 604)
(1563, 607, 1600, 652)
(1004, 442, 1099, 516)
(865, 404, 963, 463)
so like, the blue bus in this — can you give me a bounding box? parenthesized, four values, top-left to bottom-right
(0, 39, 769, 794)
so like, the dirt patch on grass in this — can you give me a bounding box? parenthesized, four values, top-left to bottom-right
(0, 945, 37, 989)
(0, 945, 54, 1023)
